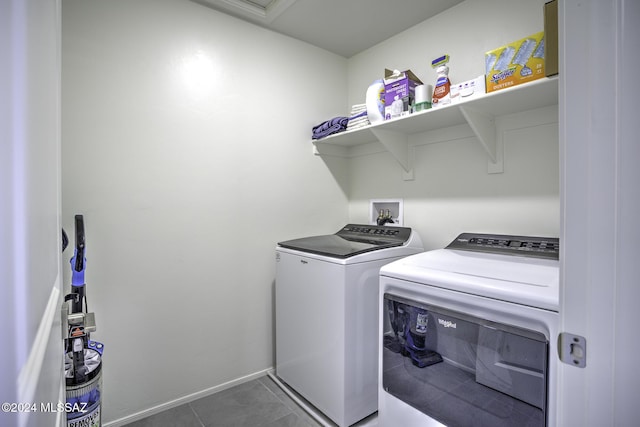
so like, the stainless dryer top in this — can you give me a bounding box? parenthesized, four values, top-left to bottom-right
(380, 232, 560, 311)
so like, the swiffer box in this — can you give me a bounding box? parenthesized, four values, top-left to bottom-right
(384, 69, 423, 119)
(485, 31, 545, 93)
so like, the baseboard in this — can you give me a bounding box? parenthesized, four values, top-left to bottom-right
(104, 367, 275, 427)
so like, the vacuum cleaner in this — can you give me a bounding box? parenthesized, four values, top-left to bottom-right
(384, 300, 442, 368)
(61, 215, 104, 426)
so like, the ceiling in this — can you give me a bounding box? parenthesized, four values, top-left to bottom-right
(191, 0, 465, 58)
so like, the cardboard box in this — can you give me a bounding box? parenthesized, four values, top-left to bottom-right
(451, 75, 486, 103)
(383, 69, 423, 119)
(485, 31, 545, 93)
(544, 0, 559, 76)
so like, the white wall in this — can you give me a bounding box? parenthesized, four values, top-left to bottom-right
(345, 0, 558, 249)
(347, 0, 548, 103)
(61, 0, 348, 423)
(0, 1, 65, 427)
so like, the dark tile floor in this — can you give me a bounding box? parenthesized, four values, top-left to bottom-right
(123, 375, 352, 427)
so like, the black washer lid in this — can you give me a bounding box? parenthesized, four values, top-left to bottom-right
(277, 224, 412, 259)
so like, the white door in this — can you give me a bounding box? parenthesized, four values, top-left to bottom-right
(0, 1, 65, 427)
(559, 0, 640, 425)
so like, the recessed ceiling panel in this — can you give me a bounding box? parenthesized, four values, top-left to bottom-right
(245, 0, 274, 8)
(193, 0, 298, 21)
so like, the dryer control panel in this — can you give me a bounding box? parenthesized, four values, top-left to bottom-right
(446, 233, 559, 260)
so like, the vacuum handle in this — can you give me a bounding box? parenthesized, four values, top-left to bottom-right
(71, 215, 86, 286)
(70, 215, 86, 313)
(73, 215, 85, 272)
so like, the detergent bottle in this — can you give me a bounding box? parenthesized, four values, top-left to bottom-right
(431, 55, 451, 108)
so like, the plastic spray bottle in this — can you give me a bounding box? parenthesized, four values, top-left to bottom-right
(431, 55, 451, 108)
(366, 79, 385, 124)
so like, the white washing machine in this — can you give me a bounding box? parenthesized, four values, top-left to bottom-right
(276, 224, 423, 427)
(378, 233, 560, 427)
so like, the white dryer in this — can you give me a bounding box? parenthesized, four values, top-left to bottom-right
(276, 224, 423, 427)
(378, 233, 560, 427)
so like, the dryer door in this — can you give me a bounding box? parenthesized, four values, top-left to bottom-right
(382, 293, 549, 427)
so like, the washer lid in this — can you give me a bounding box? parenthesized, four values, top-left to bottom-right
(277, 224, 412, 258)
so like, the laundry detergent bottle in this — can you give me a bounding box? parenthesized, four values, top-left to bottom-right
(366, 79, 385, 124)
